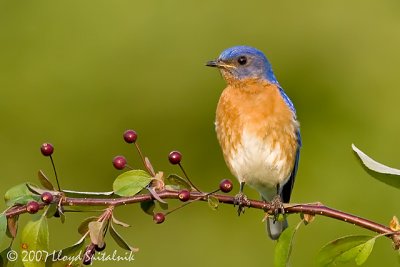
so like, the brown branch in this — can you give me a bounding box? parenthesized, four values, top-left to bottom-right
(5, 190, 399, 247)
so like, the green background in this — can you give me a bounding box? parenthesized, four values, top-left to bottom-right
(1, 0, 400, 266)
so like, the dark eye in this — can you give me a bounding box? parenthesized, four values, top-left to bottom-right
(237, 56, 247, 65)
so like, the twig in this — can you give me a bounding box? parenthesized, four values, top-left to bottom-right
(5, 190, 399, 246)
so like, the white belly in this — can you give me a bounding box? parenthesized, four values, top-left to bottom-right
(227, 131, 291, 200)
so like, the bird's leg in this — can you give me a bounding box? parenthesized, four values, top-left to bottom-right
(233, 182, 250, 216)
(270, 184, 285, 222)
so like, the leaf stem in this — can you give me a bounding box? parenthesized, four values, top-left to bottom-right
(50, 155, 61, 191)
(178, 163, 201, 192)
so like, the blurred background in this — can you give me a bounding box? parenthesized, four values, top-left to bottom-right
(1, 0, 400, 266)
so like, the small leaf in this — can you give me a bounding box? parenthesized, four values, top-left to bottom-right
(26, 184, 58, 197)
(165, 184, 180, 191)
(6, 195, 41, 207)
(38, 170, 54, 191)
(46, 236, 86, 266)
(207, 195, 219, 210)
(88, 220, 108, 247)
(45, 204, 57, 219)
(113, 170, 152, 196)
(390, 216, 400, 231)
(0, 214, 7, 244)
(352, 144, 400, 189)
(112, 216, 130, 228)
(145, 157, 156, 176)
(159, 201, 169, 210)
(7, 215, 18, 239)
(109, 224, 138, 252)
(21, 214, 49, 267)
(151, 172, 165, 191)
(57, 206, 65, 224)
(140, 200, 155, 216)
(300, 213, 315, 225)
(274, 220, 302, 267)
(0, 247, 12, 267)
(317, 235, 374, 267)
(166, 174, 191, 190)
(78, 217, 99, 235)
(147, 187, 167, 204)
(355, 238, 375, 265)
(4, 183, 33, 206)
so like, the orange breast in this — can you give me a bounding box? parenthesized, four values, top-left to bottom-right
(215, 79, 299, 187)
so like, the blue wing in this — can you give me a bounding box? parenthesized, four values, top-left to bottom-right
(281, 130, 301, 203)
(277, 85, 297, 114)
(275, 84, 301, 203)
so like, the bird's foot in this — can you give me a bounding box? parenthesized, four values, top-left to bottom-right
(270, 195, 285, 223)
(234, 192, 250, 216)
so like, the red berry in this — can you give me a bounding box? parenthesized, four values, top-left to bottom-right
(113, 155, 127, 170)
(41, 192, 54, 204)
(95, 242, 106, 252)
(219, 179, 233, 193)
(82, 256, 92, 266)
(26, 201, 40, 214)
(153, 213, 165, 224)
(178, 189, 190, 202)
(123, 130, 137, 143)
(40, 143, 54, 156)
(83, 244, 95, 265)
(168, 151, 182, 165)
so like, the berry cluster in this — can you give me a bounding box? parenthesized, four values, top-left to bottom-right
(34, 129, 234, 266)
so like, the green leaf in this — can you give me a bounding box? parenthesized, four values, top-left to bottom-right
(6, 195, 41, 207)
(274, 220, 302, 267)
(0, 214, 7, 245)
(88, 220, 108, 247)
(317, 235, 374, 266)
(158, 201, 169, 210)
(4, 183, 33, 206)
(113, 170, 152, 196)
(45, 236, 86, 267)
(78, 216, 98, 235)
(38, 170, 54, 191)
(57, 207, 65, 224)
(0, 215, 12, 254)
(207, 195, 219, 210)
(109, 224, 138, 252)
(21, 215, 49, 267)
(352, 144, 400, 189)
(112, 215, 130, 228)
(355, 238, 375, 265)
(140, 200, 155, 216)
(26, 184, 58, 197)
(165, 174, 191, 190)
(45, 204, 57, 219)
(0, 247, 13, 267)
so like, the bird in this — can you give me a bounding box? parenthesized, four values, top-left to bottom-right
(206, 46, 301, 240)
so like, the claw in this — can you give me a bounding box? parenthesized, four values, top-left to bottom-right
(234, 192, 250, 216)
(270, 195, 285, 222)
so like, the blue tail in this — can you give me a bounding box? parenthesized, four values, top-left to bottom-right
(266, 217, 288, 240)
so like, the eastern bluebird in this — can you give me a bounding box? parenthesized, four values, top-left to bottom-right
(206, 46, 301, 240)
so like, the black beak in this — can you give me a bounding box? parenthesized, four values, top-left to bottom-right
(205, 60, 218, 67)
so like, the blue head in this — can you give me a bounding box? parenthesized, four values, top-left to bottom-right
(206, 46, 278, 84)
